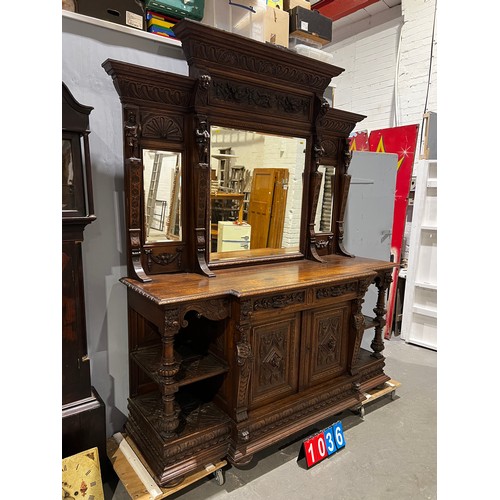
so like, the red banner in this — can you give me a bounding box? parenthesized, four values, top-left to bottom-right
(367, 124, 419, 339)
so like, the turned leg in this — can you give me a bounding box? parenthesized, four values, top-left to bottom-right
(371, 272, 392, 359)
(158, 310, 181, 437)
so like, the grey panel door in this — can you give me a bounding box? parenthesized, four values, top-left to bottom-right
(344, 151, 398, 328)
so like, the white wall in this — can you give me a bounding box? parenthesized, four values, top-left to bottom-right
(325, 0, 437, 150)
(62, 14, 188, 436)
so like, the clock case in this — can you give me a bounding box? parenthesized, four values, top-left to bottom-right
(62, 83, 108, 480)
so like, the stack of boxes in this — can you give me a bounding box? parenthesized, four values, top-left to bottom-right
(284, 0, 333, 47)
(71, 0, 333, 48)
(145, 0, 205, 39)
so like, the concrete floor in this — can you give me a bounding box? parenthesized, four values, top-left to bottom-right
(105, 337, 437, 500)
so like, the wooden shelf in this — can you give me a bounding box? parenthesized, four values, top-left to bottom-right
(414, 281, 437, 290)
(62, 10, 182, 47)
(363, 315, 379, 330)
(412, 305, 437, 318)
(128, 391, 231, 439)
(131, 345, 229, 387)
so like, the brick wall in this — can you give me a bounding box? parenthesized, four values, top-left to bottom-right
(325, 0, 437, 142)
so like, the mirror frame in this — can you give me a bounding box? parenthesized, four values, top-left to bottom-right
(104, 20, 365, 281)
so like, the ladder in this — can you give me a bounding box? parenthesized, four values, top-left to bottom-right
(146, 152, 163, 237)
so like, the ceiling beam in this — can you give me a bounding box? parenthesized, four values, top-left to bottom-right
(312, 0, 380, 21)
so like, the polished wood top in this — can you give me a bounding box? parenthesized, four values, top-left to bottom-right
(121, 255, 395, 306)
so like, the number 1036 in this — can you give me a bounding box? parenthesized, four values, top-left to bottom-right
(304, 421, 345, 468)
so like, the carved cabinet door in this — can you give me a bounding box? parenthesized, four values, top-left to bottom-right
(248, 313, 301, 410)
(299, 304, 350, 389)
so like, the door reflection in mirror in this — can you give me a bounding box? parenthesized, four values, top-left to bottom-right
(210, 127, 305, 260)
(143, 149, 182, 243)
(315, 165, 335, 233)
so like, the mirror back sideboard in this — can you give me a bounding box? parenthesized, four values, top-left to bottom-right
(103, 19, 395, 487)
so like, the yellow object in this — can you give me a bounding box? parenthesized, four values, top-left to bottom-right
(267, 0, 284, 8)
(62, 447, 104, 500)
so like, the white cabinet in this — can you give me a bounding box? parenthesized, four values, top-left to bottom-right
(401, 160, 437, 350)
(217, 221, 251, 252)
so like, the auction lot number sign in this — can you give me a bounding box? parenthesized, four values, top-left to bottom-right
(303, 421, 345, 468)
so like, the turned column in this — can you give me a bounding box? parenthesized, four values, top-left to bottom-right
(371, 271, 393, 358)
(158, 309, 182, 437)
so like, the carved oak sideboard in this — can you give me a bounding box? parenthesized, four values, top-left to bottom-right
(104, 19, 395, 487)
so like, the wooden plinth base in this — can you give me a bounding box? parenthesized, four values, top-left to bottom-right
(107, 433, 227, 499)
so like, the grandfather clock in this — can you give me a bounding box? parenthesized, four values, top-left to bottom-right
(62, 83, 107, 475)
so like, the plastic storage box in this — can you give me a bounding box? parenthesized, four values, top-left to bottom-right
(145, 0, 205, 21)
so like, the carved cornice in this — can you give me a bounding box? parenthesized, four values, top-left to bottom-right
(102, 59, 196, 108)
(318, 109, 366, 138)
(185, 39, 332, 91)
(173, 20, 343, 95)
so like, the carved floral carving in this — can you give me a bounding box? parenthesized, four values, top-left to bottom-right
(316, 282, 358, 299)
(253, 292, 305, 310)
(212, 80, 309, 117)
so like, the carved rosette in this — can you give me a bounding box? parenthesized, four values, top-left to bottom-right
(371, 271, 393, 358)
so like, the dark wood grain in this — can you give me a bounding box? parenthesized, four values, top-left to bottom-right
(103, 19, 395, 486)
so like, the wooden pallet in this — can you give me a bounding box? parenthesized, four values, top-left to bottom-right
(106, 433, 226, 499)
(351, 379, 401, 419)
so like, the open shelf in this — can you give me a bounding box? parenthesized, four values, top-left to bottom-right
(131, 345, 229, 387)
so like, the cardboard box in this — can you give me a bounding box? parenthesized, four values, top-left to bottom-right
(267, 0, 284, 8)
(284, 0, 310, 11)
(289, 6, 332, 45)
(77, 0, 145, 30)
(264, 6, 289, 47)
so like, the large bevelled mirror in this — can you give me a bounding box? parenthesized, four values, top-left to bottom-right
(209, 126, 305, 262)
(143, 149, 182, 243)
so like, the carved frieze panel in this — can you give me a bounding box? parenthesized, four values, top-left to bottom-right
(316, 282, 358, 299)
(145, 247, 183, 272)
(253, 291, 305, 311)
(211, 79, 310, 119)
(119, 79, 193, 108)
